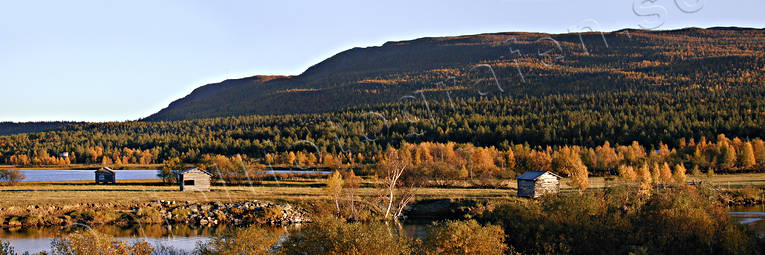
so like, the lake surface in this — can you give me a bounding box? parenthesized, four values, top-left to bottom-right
(0, 221, 429, 254)
(728, 205, 765, 235)
(19, 170, 160, 182)
(17, 169, 330, 182)
(5, 207, 760, 253)
(0, 224, 225, 254)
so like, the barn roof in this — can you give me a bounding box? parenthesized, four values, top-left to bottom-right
(180, 167, 212, 176)
(516, 171, 561, 180)
(95, 167, 115, 174)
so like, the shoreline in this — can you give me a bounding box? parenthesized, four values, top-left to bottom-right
(0, 200, 310, 229)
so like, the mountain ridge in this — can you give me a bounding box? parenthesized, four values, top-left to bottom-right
(144, 27, 765, 121)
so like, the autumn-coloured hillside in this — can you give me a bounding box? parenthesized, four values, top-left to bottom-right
(145, 27, 765, 121)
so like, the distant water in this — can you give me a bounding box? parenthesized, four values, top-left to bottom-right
(3, 236, 210, 254)
(729, 205, 765, 235)
(18, 170, 160, 182)
(0, 220, 426, 254)
(17, 169, 329, 182)
(0, 224, 222, 254)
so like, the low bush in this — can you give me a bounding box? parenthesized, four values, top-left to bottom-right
(0, 169, 25, 185)
(419, 220, 507, 255)
(136, 207, 164, 224)
(68, 209, 96, 224)
(480, 186, 762, 254)
(68, 209, 122, 225)
(261, 205, 284, 222)
(153, 243, 191, 255)
(171, 208, 193, 222)
(0, 241, 15, 255)
(280, 217, 413, 255)
(51, 231, 153, 255)
(7, 217, 21, 227)
(194, 226, 282, 255)
(725, 186, 763, 204)
(22, 214, 43, 226)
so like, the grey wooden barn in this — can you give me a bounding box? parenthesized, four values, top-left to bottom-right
(516, 171, 561, 198)
(180, 168, 212, 192)
(95, 167, 116, 184)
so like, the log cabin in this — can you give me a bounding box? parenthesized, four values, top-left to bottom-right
(180, 167, 212, 192)
(516, 171, 561, 198)
(95, 167, 116, 184)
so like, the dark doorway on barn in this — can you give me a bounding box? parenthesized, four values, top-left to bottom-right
(179, 167, 212, 192)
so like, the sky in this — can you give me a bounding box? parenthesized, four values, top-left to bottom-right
(0, 0, 763, 122)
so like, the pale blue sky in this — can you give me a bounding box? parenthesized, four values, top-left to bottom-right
(0, 0, 762, 122)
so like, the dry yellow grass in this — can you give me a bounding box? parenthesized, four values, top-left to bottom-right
(3, 173, 765, 207)
(0, 179, 515, 207)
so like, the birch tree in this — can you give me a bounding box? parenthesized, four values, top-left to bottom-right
(376, 148, 414, 220)
(325, 171, 344, 214)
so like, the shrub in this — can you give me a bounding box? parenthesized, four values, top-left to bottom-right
(726, 186, 762, 203)
(22, 214, 43, 226)
(195, 226, 282, 255)
(262, 205, 284, 222)
(51, 231, 154, 255)
(0, 241, 15, 255)
(419, 220, 506, 255)
(136, 207, 164, 224)
(171, 208, 193, 222)
(636, 188, 758, 254)
(153, 243, 191, 255)
(0, 169, 25, 185)
(480, 186, 762, 254)
(280, 217, 412, 255)
(93, 210, 122, 224)
(68, 209, 96, 223)
(7, 217, 22, 227)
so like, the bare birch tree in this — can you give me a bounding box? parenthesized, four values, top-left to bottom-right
(376, 147, 416, 220)
(325, 171, 344, 215)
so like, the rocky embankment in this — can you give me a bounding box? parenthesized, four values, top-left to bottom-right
(0, 200, 310, 228)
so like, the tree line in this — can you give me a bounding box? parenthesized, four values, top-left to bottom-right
(1, 87, 762, 170)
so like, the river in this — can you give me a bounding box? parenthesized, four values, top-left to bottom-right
(0, 224, 225, 254)
(2, 206, 762, 254)
(15, 169, 330, 182)
(0, 221, 431, 254)
(728, 204, 765, 235)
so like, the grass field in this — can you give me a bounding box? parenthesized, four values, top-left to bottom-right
(2, 173, 765, 207)
(0, 179, 515, 207)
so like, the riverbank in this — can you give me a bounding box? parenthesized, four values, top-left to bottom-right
(3, 173, 765, 229)
(0, 200, 309, 229)
(4, 185, 763, 255)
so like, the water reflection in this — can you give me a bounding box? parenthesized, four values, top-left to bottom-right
(0, 224, 238, 239)
(1, 220, 431, 254)
(0, 224, 270, 254)
(728, 205, 765, 236)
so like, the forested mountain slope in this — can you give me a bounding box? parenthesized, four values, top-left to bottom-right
(145, 27, 765, 121)
(1, 27, 762, 170)
(0, 122, 79, 136)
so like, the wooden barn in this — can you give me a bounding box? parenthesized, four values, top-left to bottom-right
(516, 171, 561, 198)
(180, 168, 212, 192)
(95, 167, 116, 184)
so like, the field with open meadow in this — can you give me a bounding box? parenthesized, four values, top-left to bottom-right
(3, 173, 765, 207)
